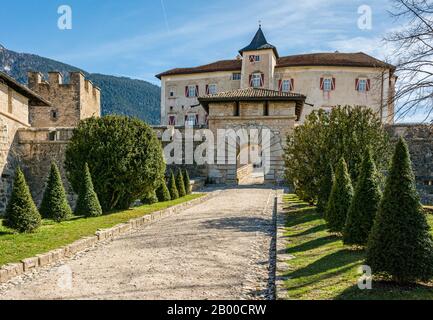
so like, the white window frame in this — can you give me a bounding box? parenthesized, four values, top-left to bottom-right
(188, 85, 197, 98)
(323, 78, 332, 92)
(186, 114, 197, 127)
(251, 73, 262, 88)
(208, 84, 217, 95)
(232, 73, 241, 80)
(282, 80, 292, 92)
(358, 79, 367, 92)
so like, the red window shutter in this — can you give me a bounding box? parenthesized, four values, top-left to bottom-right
(249, 75, 253, 87)
(278, 80, 282, 92)
(320, 78, 324, 90)
(185, 86, 189, 97)
(291, 79, 295, 91)
(367, 79, 371, 91)
(332, 78, 336, 90)
(260, 74, 265, 87)
(355, 79, 359, 91)
(206, 85, 209, 95)
(196, 85, 199, 96)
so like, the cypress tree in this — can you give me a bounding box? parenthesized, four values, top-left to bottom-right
(343, 149, 381, 246)
(142, 189, 158, 205)
(183, 169, 192, 195)
(176, 170, 186, 198)
(75, 163, 103, 217)
(168, 170, 179, 200)
(325, 158, 354, 233)
(3, 167, 41, 233)
(40, 162, 72, 222)
(317, 163, 334, 214)
(366, 138, 433, 283)
(156, 179, 171, 202)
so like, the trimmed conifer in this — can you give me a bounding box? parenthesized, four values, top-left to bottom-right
(156, 179, 171, 202)
(168, 170, 179, 200)
(75, 163, 103, 217)
(176, 170, 186, 197)
(366, 138, 433, 283)
(40, 162, 72, 222)
(183, 169, 191, 195)
(343, 149, 381, 246)
(317, 163, 334, 214)
(325, 158, 354, 233)
(3, 167, 41, 233)
(142, 189, 158, 205)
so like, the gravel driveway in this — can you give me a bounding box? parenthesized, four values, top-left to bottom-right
(0, 186, 276, 300)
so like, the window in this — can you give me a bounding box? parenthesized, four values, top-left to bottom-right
(323, 79, 332, 92)
(48, 131, 58, 141)
(168, 115, 176, 126)
(234, 102, 240, 116)
(206, 84, 217, 95)
(50, 109, 58, 121)
(232, 73, 241, 81)
(249, 55, 261, 62)
(185, 114, 198, 127)
(169, 87, 176, 98)
(250, 73, 263, 88)
(356, 78, 370, 92)
(279, 79, 295, 92)
(185, 85, 198, 98)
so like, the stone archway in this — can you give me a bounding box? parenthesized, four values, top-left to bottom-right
(207, 123, 285, 185)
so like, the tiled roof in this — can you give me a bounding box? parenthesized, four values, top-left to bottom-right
(156, 60, 242, 79)
(0, 72, 51, 106)
(239, 27, 279, 58)
(199, 87, 305, 100)
(156, 52, 394, 79)
(277, 52, 394, 69)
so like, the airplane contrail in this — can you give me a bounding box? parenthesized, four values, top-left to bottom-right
(160, 0, 170, 32)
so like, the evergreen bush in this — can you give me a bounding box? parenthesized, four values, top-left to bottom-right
(176, 170, 186, 198)
(343, 149, 381, 246)
(156, 179, 171, 202)
(325, 158, 354, 233)
(40, 162, 72, 222)
(183, 169, 192, 195)
(168, 171, 179, 200)
(3, 168, 41, 233)
(75, 163, 103, 217)
(366, 138, 433, 283)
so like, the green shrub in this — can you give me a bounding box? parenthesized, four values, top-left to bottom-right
(183, 169, 192, 194)
(325, 158, 354, 233)
(156, 179, 171, 202)
(3, 168, 41, 233)
(39, 162, 72, 222)
(142, 189, 158, 205)
(343, 149, 381, 246)
(285, 106, 391, 203)
(176, 170, 186, 198)
(168, 171, 179, 200)
(317, 163, 334, 214)
(65, 116, 165, 212)
(75, 163, 103, 218)
(366, 138, 433, 283)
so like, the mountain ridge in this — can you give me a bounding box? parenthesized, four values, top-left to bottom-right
(0, 46, 161, 124)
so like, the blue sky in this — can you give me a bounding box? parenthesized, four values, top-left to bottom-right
(1, 0, 426, 121)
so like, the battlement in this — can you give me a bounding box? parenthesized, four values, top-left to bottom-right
(27, 71, 101, 128)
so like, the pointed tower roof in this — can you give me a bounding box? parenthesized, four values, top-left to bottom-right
(239, 26, 279, 58)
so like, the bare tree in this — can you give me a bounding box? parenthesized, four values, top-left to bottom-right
(386, 0, 433, 122)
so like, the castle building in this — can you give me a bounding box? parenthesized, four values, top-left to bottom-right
(0, 71, 101, 212)
(157, 27, 397, 127)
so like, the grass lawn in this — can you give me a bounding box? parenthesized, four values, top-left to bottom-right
(0, 194, 203, 266)
(282, 194, 433, 300)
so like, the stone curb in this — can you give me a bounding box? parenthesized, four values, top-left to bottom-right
(0, 191, 219, 284)
(275, 191, 290, 300)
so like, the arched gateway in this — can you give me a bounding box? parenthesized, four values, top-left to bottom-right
(198, 87, 306, 184)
